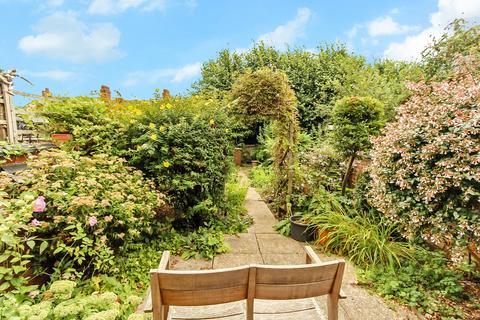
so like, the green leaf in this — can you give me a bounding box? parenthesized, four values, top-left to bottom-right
(39, 241, 48, 254)
(27, 240, 35, 250)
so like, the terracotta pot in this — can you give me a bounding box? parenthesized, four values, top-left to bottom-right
(51, 133, 72, 145)
(317, 230, 330, 246)
(2, 154, 28, 165)
(233, 148, 242, 167)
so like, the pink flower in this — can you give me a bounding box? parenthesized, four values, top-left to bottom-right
(89, 216, 97, 227)
(33, 196, 46, 213)
(31, 219, 41, 226)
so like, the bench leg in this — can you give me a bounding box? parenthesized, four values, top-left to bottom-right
(327, 293, 339, 320)
(246, 298, 254, 320)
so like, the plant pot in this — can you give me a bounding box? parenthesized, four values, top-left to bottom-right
(51, 133, 72, 145)
(251, 160, 259, 167)
(233, 148, 242, 166)
(289, 215, 316, 242)
(317, 230, 330, 246)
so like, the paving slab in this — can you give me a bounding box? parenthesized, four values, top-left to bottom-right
(224, 233, 260, 254)
(262, 253, 305, 265)
(256, 233, 304, 254)
(169, 256, 213, 270)
(170, 301, 245, 319)
(213, 253, 263, 268)
(246, 187, 262, 201)
(248, 223, 276, 234)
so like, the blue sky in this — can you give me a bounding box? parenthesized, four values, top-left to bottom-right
(1, 0, 479, 105)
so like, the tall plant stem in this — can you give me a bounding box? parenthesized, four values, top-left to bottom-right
(341, 153, 356, 195)
(286, 122, 294, 216)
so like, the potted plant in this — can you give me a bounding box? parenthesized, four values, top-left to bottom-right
(289, 214, 316, 242)
(0, 142, 34, 165)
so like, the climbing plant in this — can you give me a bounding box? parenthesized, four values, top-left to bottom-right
(231, 67, 299, 216)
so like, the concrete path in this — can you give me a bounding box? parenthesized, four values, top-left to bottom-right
(167, 173, 419, 320)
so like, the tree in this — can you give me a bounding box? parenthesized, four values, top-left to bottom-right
(331, 96, 385, 195)
(231, 67, 299, 216)
(422, 19, 480, 80)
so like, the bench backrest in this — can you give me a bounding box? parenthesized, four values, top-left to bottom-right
(253, 261, 344, 300)
(151, 261, 344, 306)
(152, 265, 251, 306)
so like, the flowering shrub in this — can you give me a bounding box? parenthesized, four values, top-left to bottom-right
(126, 95, 236, 225)
(0, 279, 143, 320)
(368, 56, 480, 252)
(1, 150, 166, 281)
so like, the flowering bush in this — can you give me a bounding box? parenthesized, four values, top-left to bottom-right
(0, 279, 143, 320)
(1, 150, 167, 281)
(126, 95, 237, 225)
(368, 56, 480, 252)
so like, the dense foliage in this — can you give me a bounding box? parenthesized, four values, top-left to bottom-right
(359, 249, 479, 319)
(1, 150, 166, 285)
(125, 96, 237, 226)
(195, 43, 419, 129)
(368, 56, 480, 254)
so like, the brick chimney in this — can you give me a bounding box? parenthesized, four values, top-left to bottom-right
(42, 88, 52, 97)
(162, 89, 171, 99)
(100, 85, 111, 100)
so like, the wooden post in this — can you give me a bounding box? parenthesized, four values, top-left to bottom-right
(0, 71, 17, 143)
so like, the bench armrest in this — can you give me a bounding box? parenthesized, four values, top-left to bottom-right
(304, 246, 347, 300)
(140, 251, 171, 313)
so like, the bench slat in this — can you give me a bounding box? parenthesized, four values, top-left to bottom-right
(255, 280, 334, 300)
(162, 285, 248, 306)
(157, 266, 250, 291)
(255, 262, 338, 285)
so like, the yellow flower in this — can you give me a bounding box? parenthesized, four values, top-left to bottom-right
(159, 125, 166, 133)
(133, 109, 143, 115)
(150, 134, 158, 140)
(166, 103, 173, 110)
(160, 105, 165, 110)
(149, 123, 156, 129)
(209, 119, 215, 126)
(129, 119, 136, 124)
(162, 160, 171, 168)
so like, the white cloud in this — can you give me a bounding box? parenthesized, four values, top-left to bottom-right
(367, 16, 417, 37)
(258, 7, 311, 49)
(384, 0, 480, 61)
(23, 69, 75, 80)
(123, 62, 201, 87)
(18, 11, 123, 63)
(87, 0, 179, 14)
(47, 0, 64, 7)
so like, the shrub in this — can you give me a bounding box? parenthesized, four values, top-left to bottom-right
(359, 249, 476, 318)
(1, 150, 167, 282)
(0, 279, 143, 320)
(302, 195, 412, 268)
(331, 96, 385, 194)
(125, 96, 236, 225)
(368, 55, 480, 254)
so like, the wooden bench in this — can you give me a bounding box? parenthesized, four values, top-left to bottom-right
(142, 246, 346, 320)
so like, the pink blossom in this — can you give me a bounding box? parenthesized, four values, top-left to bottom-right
(33, 196, 46, 213)
(89, 216, 97, 227)
(31, 219, 41, 226)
